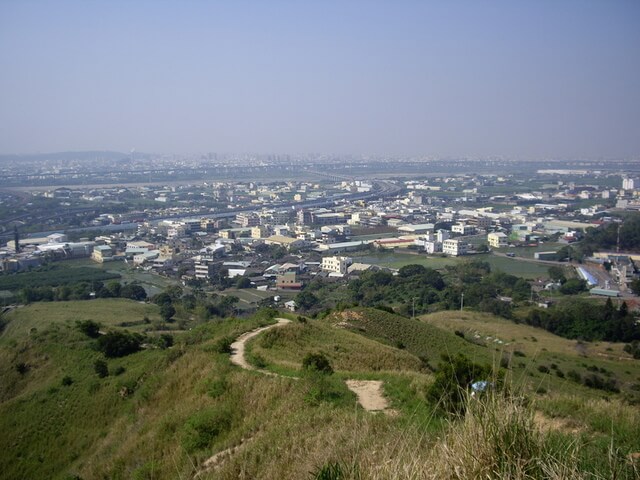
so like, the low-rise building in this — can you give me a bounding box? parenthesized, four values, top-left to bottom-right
(264, 235, 305, 250)
(443, 238, 468, 257)
(321, 256, 352, 275)
(91, 245, 114, 262)
(487, 232, 508, 248)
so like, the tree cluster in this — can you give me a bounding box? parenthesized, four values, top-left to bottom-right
(525, 298, 639, 342)
(18, 280, 146, 304)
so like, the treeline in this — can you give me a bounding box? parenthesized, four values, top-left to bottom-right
(582, 213, 640, 253)
(331, 260, 531, 318)
(0, 265, 119, 291)
(301, 259, 640, 344)
(525, 298, 639, 343)
(150, 285, 240, 323)
(18, 280, 146, 303)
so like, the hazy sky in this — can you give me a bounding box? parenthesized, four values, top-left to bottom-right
(1, 1, 639, 159)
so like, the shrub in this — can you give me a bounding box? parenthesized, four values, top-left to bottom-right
(62, 376, 73, 386)
(214, 336, 234, 354)
(302, 353, 334, 375)
(96, 331, 143, 358)
(94, 359, 109, 378)
(15, 362, 29, 375)
(156, 333, 174, 349)
(583, 374, 619, 393)
(312, 461, 358, 480)
(426, 354, 494, 415)
(252, 353, 267, 369)
(113, 366, 126, 376)
(305, 373, 348, 405)
(454, 330, 465, 339)
(567, 369, 582, 383)
(76, 320, 101, 338)
(538, 365, 550, 374)
(181, 407, 233, 453)
(206, 378, 228, 399)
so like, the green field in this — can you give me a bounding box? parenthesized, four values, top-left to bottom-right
(85, 259, 177, 296)
(0, 265, 120, 291)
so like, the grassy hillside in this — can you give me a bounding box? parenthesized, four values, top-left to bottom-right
(1, 299, 161, 341)
(247, 319, 423, 374)
(1, 301, 639, 479)
(327, 307, 492, 367)
(422, 310, 640, 399)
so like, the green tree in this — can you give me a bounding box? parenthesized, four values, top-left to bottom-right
(96, 331, 142, 358)
(103, 280, 121, 298)
(120, 284, 147, 301)
(398, 264, 428, 278)
(160, 303, 176, 322)
(295, 290, 319, 310)
(548, 266, 567, 283)
(559, 278, 587, 295)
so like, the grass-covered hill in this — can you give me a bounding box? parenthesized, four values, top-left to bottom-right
(1, 300, 639, 479)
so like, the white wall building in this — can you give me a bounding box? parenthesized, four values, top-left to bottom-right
(443, 239, 467, 257)
(487, 232, 508, 248)
(321, 256, 352, 274)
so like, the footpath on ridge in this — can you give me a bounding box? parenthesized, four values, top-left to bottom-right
(228, 318, 392, 413)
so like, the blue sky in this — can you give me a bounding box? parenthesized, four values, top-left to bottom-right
(0, 1, 639, 158)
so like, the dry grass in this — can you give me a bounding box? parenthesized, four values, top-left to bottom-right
(422, 310, 630, 361)
(249, 321, 423, 374)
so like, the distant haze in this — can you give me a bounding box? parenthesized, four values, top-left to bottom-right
(1, 1, 639, 159)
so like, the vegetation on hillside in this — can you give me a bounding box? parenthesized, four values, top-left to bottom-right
(525, 297, 640, 343)
(0, 264, 119, 291)
(0, 298, 638, 479)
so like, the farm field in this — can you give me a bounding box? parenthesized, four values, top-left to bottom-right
(495, 242, 565, 258)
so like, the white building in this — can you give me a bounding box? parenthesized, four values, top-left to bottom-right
(321, 256, 352, 274)
(436, 229, 450, 243)
(451, 223, 476, 235)
(622, 177, 640, 191)
(487, 232, 508, 248)
(443, 239, 467, 257)
(425, 241, 442, 254)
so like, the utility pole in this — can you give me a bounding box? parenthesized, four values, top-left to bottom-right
(412, 297, 417, 320)
(460, 292, 464, 311)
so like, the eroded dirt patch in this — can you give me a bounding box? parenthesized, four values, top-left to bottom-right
(346, 379, 395, 414)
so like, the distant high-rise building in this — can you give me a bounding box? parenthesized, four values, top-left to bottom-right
(622, 177, 639, 191)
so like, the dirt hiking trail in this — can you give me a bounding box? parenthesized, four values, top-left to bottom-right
(229, 318, 393, 413)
